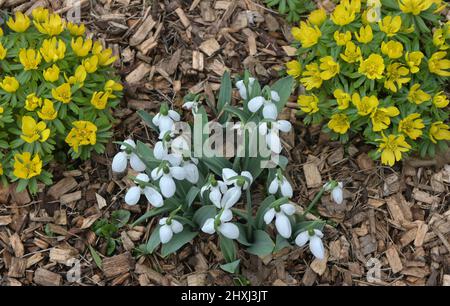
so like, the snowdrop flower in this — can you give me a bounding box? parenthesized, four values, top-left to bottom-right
(295, 229, 325, 260)
(324, 181, 344, 205)
(159, 217, 183, 244)
(222, 168, 253, 190)
(268, 171, 293, 198)
(124, 173, 163, 207)
(112, 139, 146, 173)
(259, 120, 292, 154)
(247, 90, 280, 120)
(151, 162, 185, 198)
(181, 159, 199, 184)
(236, 77, 255, 100)
(201, 209, 239, 240)
(201, 179, 228, 208)
(152, 104, 181, 139)
(183, 100, 200, 114)
(264, 203, 295, 238)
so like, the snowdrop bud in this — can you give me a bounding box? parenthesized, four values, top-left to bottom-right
(219, 222, 239, 240)
(331, 182, 344, 205)
(125, 186, 141, 206)
(159, 224, 173, 244)
(275, 213, 292, 238)
(112, 151, 128, 173)
(277, 120, 292, 132)
(310, 234, 325, 259)
(201, 218, 216, 234)
(280, 178, 293, 198)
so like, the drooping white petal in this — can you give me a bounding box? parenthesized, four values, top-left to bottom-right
(165, 153, 182, 166)
(143, 187, 163, 207)
(209, 188, 222, 208)
(170, 220, 183, 234)
(221, 186, 242, 208)
(160, 175, 176, 198)
(280, 203, 295, 216)
(201, 218, 216, 234)
(130, 153, 146, 172)
(124, 186, 142, 206)
(158, 116, 174, 135)
(170, 166, 186, 180)
(151, 168, 163, 180)
(159, 224, 173, 244)
(111, 151, 128, 173)
(183, 163, 199, 184)
(200, 185, 209, 197)
(135, 173, 150, 183)
(331, 186, 343, 205)
(159, 217, 168, 225)
(263, 208, 276, 224)
(277, 120, 292, 133)
(121, 139, 136, 150)
(266, 132, 282, 154)
(248, 96, 265, 113)
(153, 141, 167, 160)
(309, 235, 325, 259)
(220, 209, 233, 223)
(313, 229, 324, 238)
(222, 168, 238, 185)
(219, 222, 239, 240)
(183, 101, 195, 110)
(152, 113, 161, 126)
(262, 102, 278, 120)
(271, 91, 280, 102)
(238, 87, 248, 100)
(280, 178, 293, 198)
(240, 171, 253, 190)
(168, 110, 181, 121)
(258, 122, 268, 136)
(295, 231, 310, 247)
(275, 213, 292, 238)
(268, 178, 279, 194)
(218, 181, 228, 194)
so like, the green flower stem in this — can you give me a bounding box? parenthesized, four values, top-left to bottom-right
(246, 188, 253, 240)
(302, 187, 326, 217)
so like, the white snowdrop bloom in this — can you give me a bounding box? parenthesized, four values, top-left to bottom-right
(236, 77, 255, 100)
(152, 109, 181, 139)
(324, 181, 344, 205)
(201, 209, 239, 240)
(151, 163, 185, 198)
(263, 203, 295, 238)
(295, 229, 325, 260)
(247, 90, 281, 120)
(259, 120, 292, 154)
(222, 168, 253, 190)
(183, 100, 199, 114)
(181, 160, 199, 184)
(268, 173, 293, 198)
(201, 180, 228, 208)
(154, 140, 183, 167)
(159, 217, 183, 244)
(111, 139, 146, 173)
(124, 173, 163, 207)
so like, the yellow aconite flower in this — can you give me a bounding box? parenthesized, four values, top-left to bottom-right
(7, 12, 30, 33)
(433, 29, 449, 50)
(19, 49, 41, 70)
(37, 99, 58, 121)
(40, 38, 66, 63)
(25, 93, 43, 111)
(352, 93, 378, 116)
(34, 13, 65, 36)
(405, 51, 424, 73)
(398, 113, 425, 139)
(407, 84, 431, 104)
(328, 113, 350, 134)
(331, 4, 356, 26)
(71, 37, 93, 57)
(32, 7, 49, 23)
(0, 76, 19, 93)
(66, 65, 87, 85)
(355, 25, 373, 44)
(308, 8, 327, 26)
(91, 91, 110, 110)
(291, 22, 321, 48)
(13, 152, 42, 179)
(377, 134, 411, 166)
(52, 83, 72, 104)
(358, 54, 384, 79)
(298, 95, 319, 114)
(333, 89, 351, 110)
(433, 92, 449, 108)
(429, 122, 450, 143)
(319, 56, 340, 80)
(0, 28, 3, 36)
(384, 63, 410, 92)
(379, 16, 401, 37)
(371, 106, 400, 131)
(340, 42, 362, 63)
(0, 43, 7, 60)
(82, 56, 99, 73)
(428, 51, 450, 76)
(65, 121, 98, 153)
(334, 31, 352, 46)
(398, 0, 433, 15)
(93, 46, 116, 66)
(104, 80, 123, 98)
(0, 162, 3, 176)
(285, 60, 302, 79)
(381, 41, 403, 59)
(67, 22, 85, 36)
(21, 116, 50, 143)
(300, 63, 323, 90)
(43, 64, 60, 82)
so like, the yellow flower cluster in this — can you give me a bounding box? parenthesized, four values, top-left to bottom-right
(288, 0, 449, 166)
(0, 8, 123, 193)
